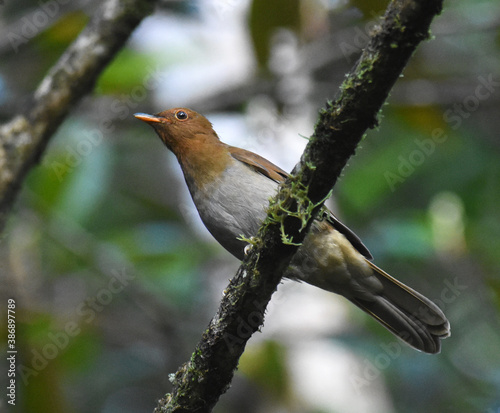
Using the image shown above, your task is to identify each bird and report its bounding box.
[134,107,450,354]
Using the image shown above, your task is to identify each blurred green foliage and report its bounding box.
[249,0,301,69]
[1,0,500,412]
[97,49,159,94]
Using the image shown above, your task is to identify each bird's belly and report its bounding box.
[285,221,377,298]
[190,168,279,259]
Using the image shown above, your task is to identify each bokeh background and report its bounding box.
[1,0,500,412]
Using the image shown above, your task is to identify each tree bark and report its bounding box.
[155,0,444,412]
[0,0,157,231]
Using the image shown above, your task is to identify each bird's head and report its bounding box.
[134,108,230,188]
[134,108,219,153]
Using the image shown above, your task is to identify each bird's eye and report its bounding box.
[175,110,188,121]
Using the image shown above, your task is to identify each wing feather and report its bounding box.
[229,145,372,258]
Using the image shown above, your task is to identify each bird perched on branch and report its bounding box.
[134,107,450,354]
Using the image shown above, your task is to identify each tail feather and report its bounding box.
[351,261,450,354]
[351,295,440,353]
[366,261,450,333]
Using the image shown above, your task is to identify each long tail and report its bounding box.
[349,261,450,354]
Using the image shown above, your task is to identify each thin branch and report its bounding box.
[155,0,444,412]
[0,0,158,232]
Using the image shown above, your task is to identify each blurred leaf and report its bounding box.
[337,105,458,218]
[25,161,72,218]
[19,312,54,344]
[368,215,433,259]
[96,49,159,94]
[106,222,194,261]
[348,0,389,18]
[56,142,112,225]
[37,11,88,46]
[394,105,449,135]
[35,11,89,74]
[104,221,213,306]
[248,0,301,68]
[15,316,65,412]
[134,246,210,307]
[22,363,70,413]
[58,329,101,373]
[239,340,290,400]
[27,118,111,223]
[336,132,413,215]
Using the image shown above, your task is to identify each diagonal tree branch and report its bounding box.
[156,0,444,412]
[0,0,158,232]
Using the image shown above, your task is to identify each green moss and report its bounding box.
[390,13,405,33]
[237,235,258,247]
[260,164,329,247]
[356,57,376,83]
[305,161,317,171]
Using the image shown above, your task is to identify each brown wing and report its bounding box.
[229,145,372,259]
[229,146,288,183]
[324,212,372,259]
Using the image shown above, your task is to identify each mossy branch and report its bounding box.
[0,0,157,233]
[155,0,444,412]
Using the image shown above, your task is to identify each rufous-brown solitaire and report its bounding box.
[134,108,450,354]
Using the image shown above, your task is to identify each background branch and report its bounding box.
[0,0,158,232]
[156,0,443,412]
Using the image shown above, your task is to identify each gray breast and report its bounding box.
[190,160,279,260]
